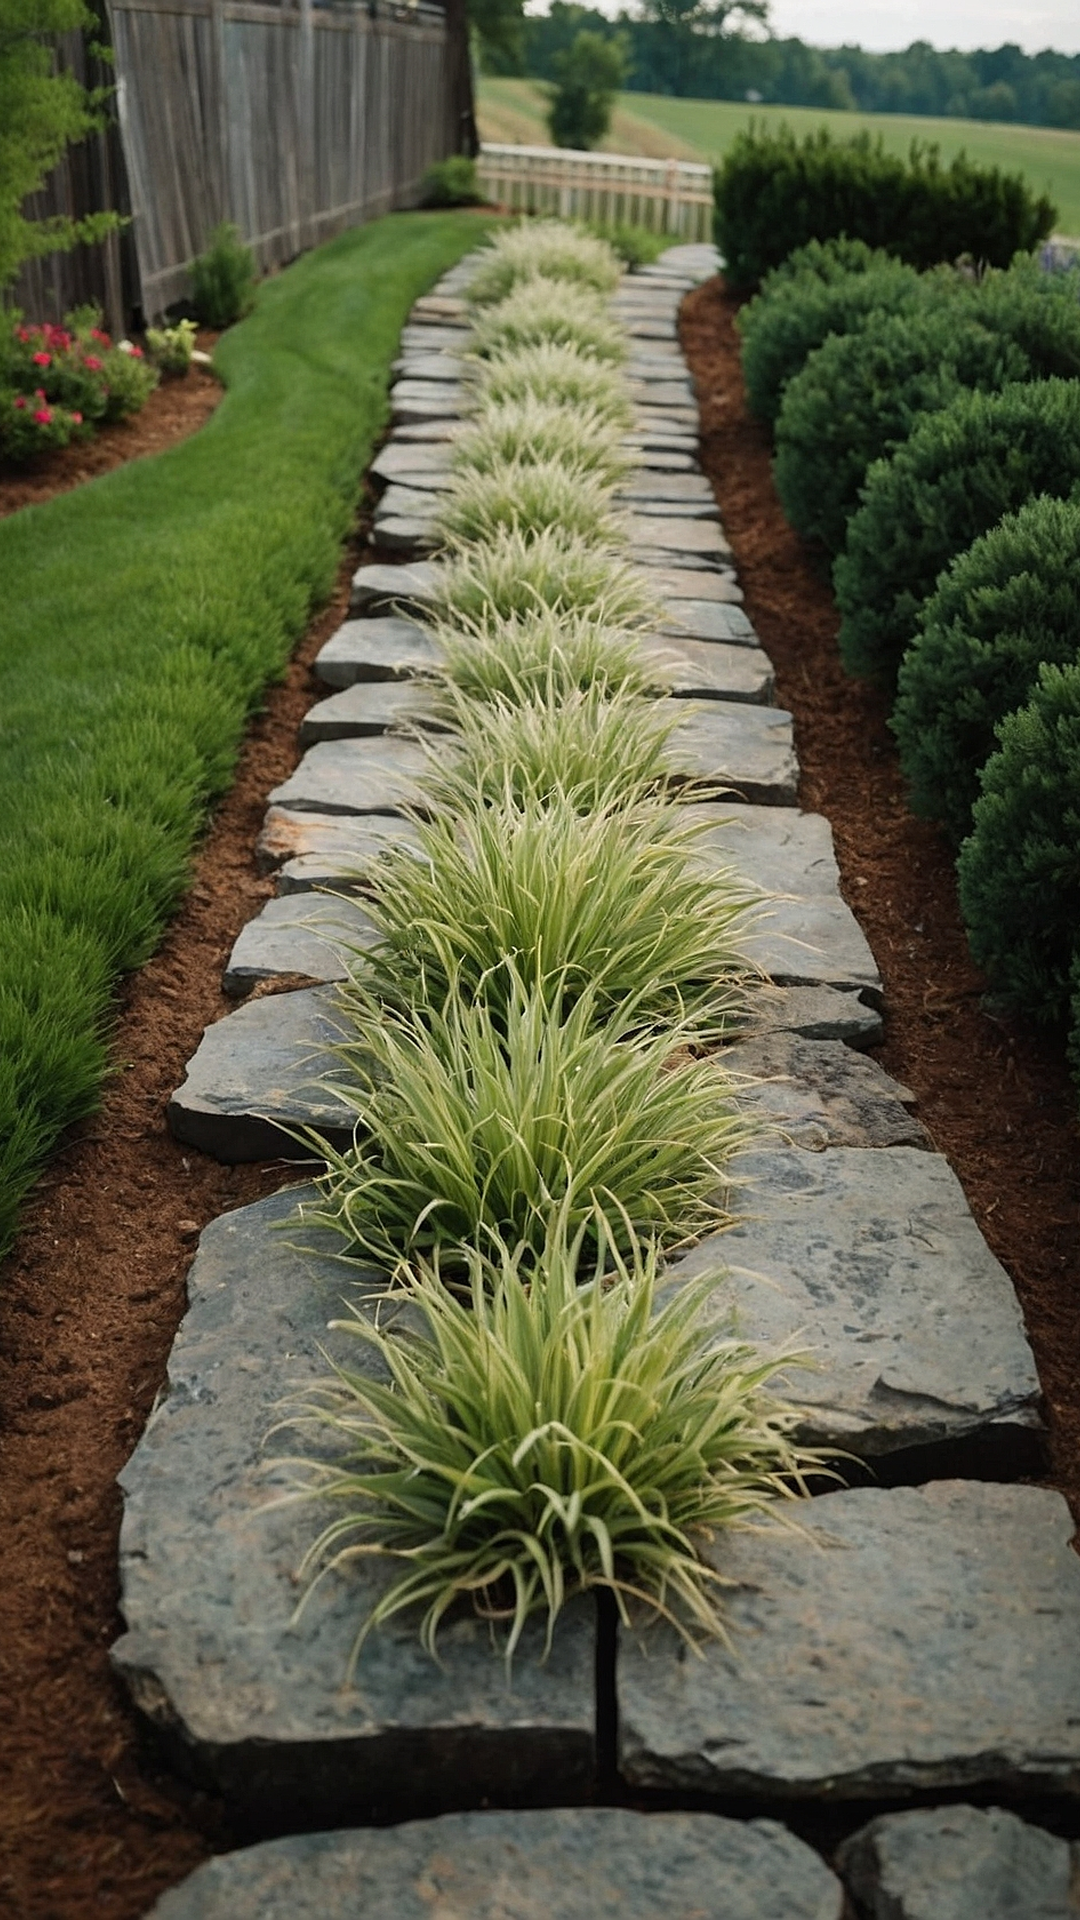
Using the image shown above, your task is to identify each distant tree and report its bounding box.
[633,0,768,99]
[468,0,527,74]
[547,29,628,149]
[0,0,121,287]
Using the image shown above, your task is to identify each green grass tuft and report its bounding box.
[437,457,623,547]
[433,526,656,628]
[425,682,680,814]
[475,343,633,423]
[466,220,623,308]
[468,278,628,365]
[452,398,632,489]
[431,606,661,705]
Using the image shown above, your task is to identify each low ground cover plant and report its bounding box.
[145,318,198,376]
[432,606,657,705]
[892,496,1080,843]
[958,661,1080,1051]
[437,457,623,547]
[715,121,1056,291]
[419,156,482,209]
[433,525,656,627]
[426,681,680,814]
[475,342,631,423]
[0,307,158,462]
[451,397,630,488]
[0,209,491,1252]
[468,277,627,366]
[466,221,623,308]
[287,1211,809,1662]
[834,377,1080,689]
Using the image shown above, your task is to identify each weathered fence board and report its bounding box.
[477,143,714,242]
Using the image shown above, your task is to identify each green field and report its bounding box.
[477,78,1080,236]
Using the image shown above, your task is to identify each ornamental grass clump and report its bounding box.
[436,458,623,548]
[426,682,680,814]
[434,526,656,628]
[475,344,632,424]
[347,788,756,1033]
[466,221,622,308]
[432,606,657,706]
[301,969,753,1270]
[451,398,631,489]
[286,1211,811,1663]
[468,278,627,366]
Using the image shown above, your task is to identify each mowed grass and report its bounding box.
[477,78,1080,236]
[0,208,491,1256]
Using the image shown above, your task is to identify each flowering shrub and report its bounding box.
[0,305,158,462]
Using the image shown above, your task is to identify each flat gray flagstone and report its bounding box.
[369,443,453,488]
[314,616,438,687]
[722,1031,927,1150]
[399,326,471,353]
[626,355,689,379]
[373,484,440,524]
[626,515,732,559]
[686,802,881,998]
[635,404,698,431]
[167,988,357,1160]
[644,636,774,703]
[652,566,744,604]
[667,703,798,806]
[298,682,446,745]
[370,516,440,558]
[223,895,380,997]
[112,1187,597,1823]
[393,353,465,381]
[623,428,699,453]
[627,380,697,408]
[388,418,461,442]
[409,293,467,321]
[659,598,759,644]
[268,738,434,817]
[619,1482,1080,1801]
[625,495,720,520]
[655,242,722,277]
[732,982,883,1049]
[664,1145,1041,1459]
[350,560,439,614]
[836,1805,1079,1920]
[619,472,716,504]
[391,390,469,426]
[147,1809,844,1920]
[256,807,422,880]
[625,317,679,339]
[631,449,698,471]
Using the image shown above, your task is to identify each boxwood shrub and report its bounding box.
[715,122,1056,291]
[893,496,1080,843]
[774,304,1029,554]
[957,660,1080,1041]
[834,378,1080,689]
[736,251,922,425]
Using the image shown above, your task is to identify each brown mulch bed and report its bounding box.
[0,278,1077,1919]
[0,334,222,520]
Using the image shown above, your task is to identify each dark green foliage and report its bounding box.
[773,300,1029,554]
[834,378,1080,689]
[957,661,1080,1040]
[736,251,923,425]
[714,123,1056,291]
[756,234,887,291]
[546,28,627,149]
[420,157,482,208]
[0,209,488,1258]
[190,222,256,329]
[893,497,1080,843]
[975,255,1080,380]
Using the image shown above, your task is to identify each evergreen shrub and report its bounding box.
[834,378,1080,689]
[893,497,1080,842]
[715,123,1056,291]
[957,661,1080,1040]
[773,303,1029,553]
[191,223,256,329]
[736,252,922,424]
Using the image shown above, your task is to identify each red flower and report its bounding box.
[34,388,46,399]
[71,411,82,425]
[33,408,52,424]
[83,355,103,372]
[32,351,50,366]
[131,345,144,359]
[12,396,25,410]
[90,328,110,346]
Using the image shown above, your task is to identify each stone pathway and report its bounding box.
[114,241,1080,1917]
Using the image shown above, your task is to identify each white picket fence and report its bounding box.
[477,143,714,242]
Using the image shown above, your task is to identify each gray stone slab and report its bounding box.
[659,598,758,644]
[167,988,356,1161]
[631,449,698,471]
[685,802,882,997]
[619,472,715,503]
[314,617,438,687]
[655,243,722,278]
[148,1809,844,1920]
[722,1031,926,1150]
[627,380,696,408]
[635,404,698,431]
[837,1806,1079,1920]
[390,418,461,442]
[391,390,469,426]
[667,703,798,806]
[653,567,744,604]
[112,1188,597,1823]
[619,1483,1080,1800]
[627,515,732,559]
[621,494,720,522]
[664,1145,1041,1459]
[732,983,883,1049]
[370,516,441,558]
[299,682,446,745]
[398,326,471,353]
[625,317,679,339]
[256,807,422,880]
[223,895,380,997]
[623,428,698,454]
[393,353,465,381]
[350,561,439,615]
[268,738,433,817]
[373,484,439,525]
[369,443,453,488]
[645,637,774,704]
[409,293,467,321]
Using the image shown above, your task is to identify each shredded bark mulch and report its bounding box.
[0,280,1077,1919]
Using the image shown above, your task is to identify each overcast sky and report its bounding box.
[537,0,1080,57]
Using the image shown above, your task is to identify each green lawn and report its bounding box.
[0,208,491,1256]
[477,78,1080,236]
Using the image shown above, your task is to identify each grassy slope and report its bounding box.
[477,78,1080,235]
[0,208,490,1255]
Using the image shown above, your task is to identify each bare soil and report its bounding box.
[0,279,1076,1919]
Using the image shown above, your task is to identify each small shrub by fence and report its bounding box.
[476,144,713,242]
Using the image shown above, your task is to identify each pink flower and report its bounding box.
[83,355,103,372]
[32,351,50,366]
[34,388,46,399]
[12,396,25,410]
[33,408,52,424]
[71,411,82,425]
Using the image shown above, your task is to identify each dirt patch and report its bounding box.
[680,276,1080,1514]
[0,334,222,521]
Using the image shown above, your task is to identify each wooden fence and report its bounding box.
[477,143,714,242]
[11,0,473,328]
